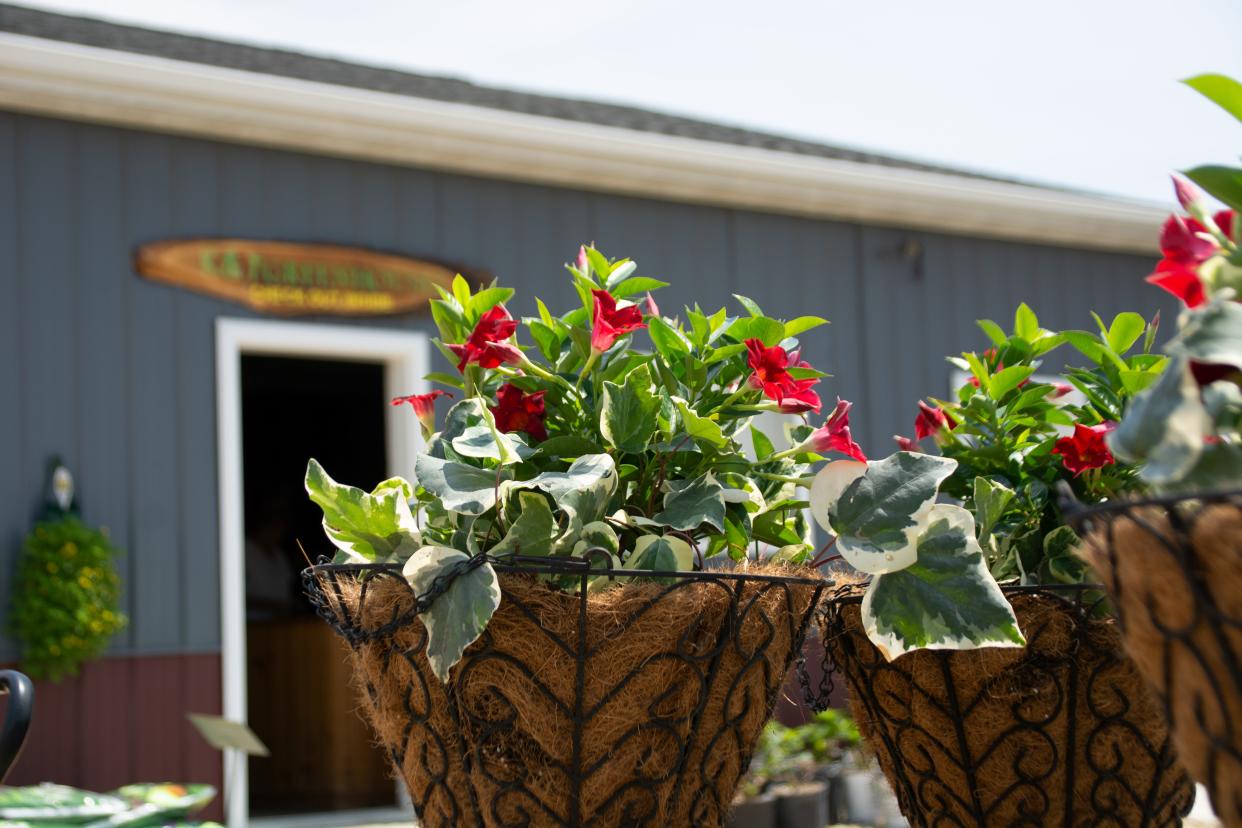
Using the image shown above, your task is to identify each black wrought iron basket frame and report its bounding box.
[815,580,1194,828]
[302,553,829,828]
[1065,488,1242,824]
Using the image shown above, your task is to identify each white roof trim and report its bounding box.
[0,31,1165,254]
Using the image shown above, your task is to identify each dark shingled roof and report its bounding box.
[0,2,1031,186]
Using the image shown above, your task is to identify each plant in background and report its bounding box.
[1110,75,1242,491]
[889,303,1165,585]
[10,515,128,681]
[306,245,1025,678]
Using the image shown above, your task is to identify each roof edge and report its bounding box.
[0,31,1165,254]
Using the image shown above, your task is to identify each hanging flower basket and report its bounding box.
[819,582,1194,827]
[305,558,825,828]
[1072,491,1242,827]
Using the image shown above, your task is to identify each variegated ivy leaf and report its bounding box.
[402,546,501,683]
[1109,354,1212,485]
[973,477,1014,543]
[488,492,556,557]
[1174,294,1242,370]
[652,474,726,532]
[510,454,618,526]
[626,535,695,577]
[572,521,620,557]
[600,363,660,453]
[446,399,525,465]
[811,453,956,575]
[861,504,1024,660]
[415,454,510,515]
[304,459,420,563]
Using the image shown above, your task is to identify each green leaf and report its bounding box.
[1185,74,1242,123]
[627,535,695,576]
[451,274,473,310]
[304,459,419,563]
[425,371,465,391]
[530,435,603,458]
[1176,297,1242,369]
[652,475,727,532]
[584,247,612,281]
[750,425,775,461]
[450,425,527,465]
[513,454,618,525]
[963,351,991,394]
[674,398,728,449]
[989,365,1035,400]
[972,477,1014,542]
[526,319,562,362]
[1107,312,1147,355]
[1109,355,1212,484]
[1185,165,1242,213]
[469,287,514,317]
[1064,331,1105,363]
[489,492,556,557]
[402,546,500,682]
[976,319,1007,347]
[600,364,660,453]
[784,316,829,337]
[573,521,620,556]
[733,294,764,317]
[740,316,786,347]
[610,276,669,298]
[414,455,508,515]
[648,316,691,359]
[822,453,957,574]
[1014,303,1039,341]
[1041,526,1085,585]
[860,504,1024,659]
[536,297,555,327]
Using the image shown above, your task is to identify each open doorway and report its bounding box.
[241,355,393,817]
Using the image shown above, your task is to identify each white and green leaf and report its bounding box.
[860,504,1024,660]
[600,363,660,453]
[304,459,419,563]
[652,474,727,532]
[402,546,501,682]
[415,454,509,515]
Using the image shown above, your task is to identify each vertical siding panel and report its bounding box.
[76,124,134,653]
[78,657,135,787]
[174,140,223,651]
[0,113,19,661]
[131,654,186,779]
[17,117,77,517]
[125,131,181,652]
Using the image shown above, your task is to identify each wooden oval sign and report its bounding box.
[135,239,459,316]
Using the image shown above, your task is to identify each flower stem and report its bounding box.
[576,351,600,392]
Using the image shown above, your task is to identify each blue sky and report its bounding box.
[20,0,1242,204]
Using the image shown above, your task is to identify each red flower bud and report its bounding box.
[914,401,955,440]
[805,399,867,463]
[894,435,920,452]
[392,390,453,435]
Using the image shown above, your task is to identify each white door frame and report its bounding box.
[215,317,429,828]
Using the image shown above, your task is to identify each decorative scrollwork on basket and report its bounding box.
[817,583,1194,828]
[304,558,825,828]
[1070,490,1242,827]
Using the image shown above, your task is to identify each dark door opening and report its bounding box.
[240,354,394,816]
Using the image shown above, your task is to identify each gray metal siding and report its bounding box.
[0,111,1166,657]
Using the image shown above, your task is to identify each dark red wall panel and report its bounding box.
[3,653,223,822]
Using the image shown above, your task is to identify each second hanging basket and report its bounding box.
[820,583,1194,827]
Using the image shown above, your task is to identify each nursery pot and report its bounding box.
[1072,491,1242,827]
[724,792,776,828]
[305,558,825,828]
[821,583,1194,827]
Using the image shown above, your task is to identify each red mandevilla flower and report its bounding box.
[914,400,955,440]
[1052,422,1116,476]
[1144,211,1236,308]
[490,383,548,442]
[590,289,646,354]
[745,339,823,414]
[447,305,522,372]
[392,390,453,434]
[1048,382,1074,399]
[806,399,867,463]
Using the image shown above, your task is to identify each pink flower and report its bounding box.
[1173,175,1203,211]
[644,291,661,318]
[392,390,453,435]
[446,305,521,372]
[1048,382,1074,399]
[590,289,646,353]
[914,401,955,440]
[1053,422,1116,476]
[490,383,547,442]
[805,399,867,463]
